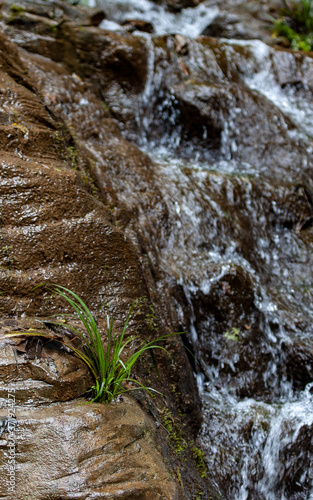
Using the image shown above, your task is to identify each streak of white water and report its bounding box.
[223,39,313,140]
[240,383,313,500]
[97,0,219,37]
[201,382,313,499]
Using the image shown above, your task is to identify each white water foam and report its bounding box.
[97,0,218,37]
[223,39,313,140]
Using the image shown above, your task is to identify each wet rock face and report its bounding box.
[201,12,264,40]
[15,1,313,403]
[5,0,313,184]
[0,29,148,321]
[176,265,268,398]
[0,153,147,319]
[122,19,155,33]
[0,12,204,500]
[0,333,92,405]
[4,16,148,129]
[200,388,313,500]
[201,0,281,42]
[0,396,181,500]
[131,36,313,184]
[279,422,313,499]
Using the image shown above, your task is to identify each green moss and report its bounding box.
[193,493,204,500]
[10,4,25,14]
[65,146,78,167]
[191,445,208,478]
[145,306,157,331]
[159,407,188,456]
[176,467,184,490]
[134,295,157,331]
[159,406,208,482]
[224,327,240,342]
[101,101,110,112]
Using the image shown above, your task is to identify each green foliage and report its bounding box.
[272,0,313,51]
[190,445,208,478]
[10,4,25,14]
[273,19,313,50]
[281,0,313,31]
[7,285,181,404]
[224,327,240,342]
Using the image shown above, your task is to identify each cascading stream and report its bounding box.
[95,1,313,497]
[97,0,219,36]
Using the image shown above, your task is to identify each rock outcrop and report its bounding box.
[0,393,181,500]
[0,10,206,500]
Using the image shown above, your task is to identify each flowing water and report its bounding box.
[95,1,313,497]
[97,0,219,36]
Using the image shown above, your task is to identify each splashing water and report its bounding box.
[97,0,219,37]
[91,2,313,496]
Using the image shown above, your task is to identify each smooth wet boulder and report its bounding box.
[0,396,182,500]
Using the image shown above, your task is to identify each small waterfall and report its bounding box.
[256,383,313,500]
[134,33,158,143]
[143,137,313,498]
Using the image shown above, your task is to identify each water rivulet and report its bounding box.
[94,2,313,498]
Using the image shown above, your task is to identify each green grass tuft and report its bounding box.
[272,0,313,51]
[7,285,181,404]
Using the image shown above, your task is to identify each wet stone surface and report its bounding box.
[0,11,206,500]
[0,396,181,500]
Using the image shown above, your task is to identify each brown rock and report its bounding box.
[0,21,205,499]
[122,19,154,33]
[0,333,93,405]
[0,396,181,499]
